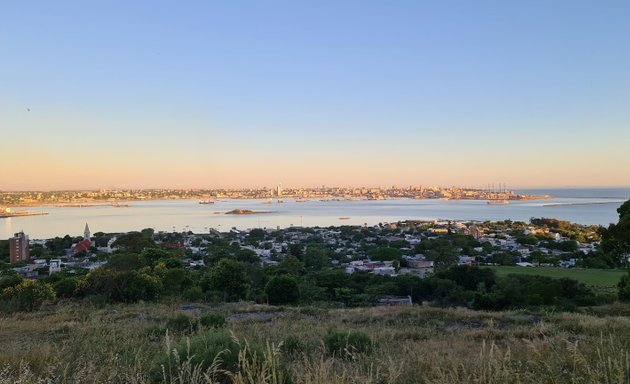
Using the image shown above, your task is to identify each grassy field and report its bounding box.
[487,266,625,289]
[3,301,630,383]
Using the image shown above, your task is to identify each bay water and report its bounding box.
[2,188,628,240]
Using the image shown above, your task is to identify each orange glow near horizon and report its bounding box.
[1,103,629,191]
[2,141,629,191]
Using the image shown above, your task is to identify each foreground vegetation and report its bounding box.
[3,301,630,383]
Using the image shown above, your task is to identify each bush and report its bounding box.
[618,271,630,302]
[0,274,22,291]
[435,265,497,291]
[471,274,599,311]
[1,280,56,312]
[82,268,162,302]
[165,314,198,335]
[199,312,226,329]
[182,286,204,301]
[54,277,80,298]
[324,329,374,358]
[162,268,189,292]
[428,278,469,306]
[265,275,300,305]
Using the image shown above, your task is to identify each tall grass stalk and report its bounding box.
[224,336,285,384]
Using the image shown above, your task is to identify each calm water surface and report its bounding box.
[2,188,629,239]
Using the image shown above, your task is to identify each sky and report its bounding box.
[1,1,629,190]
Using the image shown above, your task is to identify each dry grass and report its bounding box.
[2,302,630,383]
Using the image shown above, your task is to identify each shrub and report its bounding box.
[618,271,630,302]
[182,286,204,301]
[82,268,162,302]
[0,274,22,290]
[324,329,374,358]
[429,278,469,306]
[471,274,599,311]
[1,280,56,312]
[54,277,80,298]
[199,312,226,329]
[165,314,198,335]
[265,275,300,305]
[162,268,189,292]
[435,265,497,291]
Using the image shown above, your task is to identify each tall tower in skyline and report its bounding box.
[84,223,91,240]
[277,183,283,202]
[9,231,30,264]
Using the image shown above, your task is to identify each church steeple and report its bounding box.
[84,223,91,240]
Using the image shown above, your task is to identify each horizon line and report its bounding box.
[2,185,630,193]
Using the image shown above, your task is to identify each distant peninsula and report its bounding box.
[225,209,273,215]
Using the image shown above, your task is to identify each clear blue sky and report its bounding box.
[1,1,629,190]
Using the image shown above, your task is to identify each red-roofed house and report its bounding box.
[74,239,93,254]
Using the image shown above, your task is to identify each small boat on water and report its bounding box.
[199,200,214,205]
[487,200,510,205]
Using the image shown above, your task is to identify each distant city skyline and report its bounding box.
[2,1,629,190]
[1,184,629,193]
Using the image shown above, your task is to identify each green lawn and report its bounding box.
[486,266,625,288]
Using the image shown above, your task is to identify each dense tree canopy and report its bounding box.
[203,259,250,301]
[600,199,630,264]
[112,232,156,253]
[370,247,403,261]
[82,268,162,302]
[265,275,300,305]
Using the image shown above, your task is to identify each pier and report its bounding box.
[0,210,49,219]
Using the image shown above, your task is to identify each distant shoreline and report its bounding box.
[543,201,625,207]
